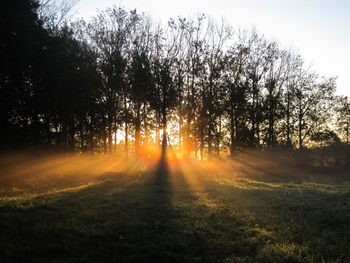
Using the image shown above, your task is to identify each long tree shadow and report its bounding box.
[73,147,200,262]
[127,147,195,262]
[0,148,207,263]
[4,149,330,262]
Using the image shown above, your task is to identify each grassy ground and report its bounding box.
[0,153,350,262]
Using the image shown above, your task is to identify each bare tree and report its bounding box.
[38,0,78,31]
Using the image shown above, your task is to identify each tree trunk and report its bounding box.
[114,116,118,152]
[143,104,149,145]
[298,105,303,149]
[135,102,141,154]
[125,121,128,158]
[156,111,160,146]
[178,105,183,153]
[108,114,113,154]
[286,88,291,148]
[87,116,94,155]
[161,106,167,156]
[102,117,107,154]
[200,126,204,160]
[207,79,213,157]
[230,107,235,157]
[216,116,222,156]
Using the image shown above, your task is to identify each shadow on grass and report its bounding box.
[121,149,183,262]
[2,151,349,263]
[199,175,350,262]
[0,150,199,262]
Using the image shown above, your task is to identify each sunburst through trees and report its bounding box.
[1,1,349,163]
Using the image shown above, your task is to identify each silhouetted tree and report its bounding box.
[0,2,343,162]
[335,96,350,144]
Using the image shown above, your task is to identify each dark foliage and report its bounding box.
[1,1,349,166]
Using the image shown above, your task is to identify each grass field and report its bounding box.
[0,151,349,262]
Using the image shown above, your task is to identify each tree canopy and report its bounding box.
[1,1,348,165]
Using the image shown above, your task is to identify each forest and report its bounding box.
[2,0,350,166]
[1,1,350,262]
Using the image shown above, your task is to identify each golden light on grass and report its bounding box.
[0,152,148,196]
[1,145,350,263]
[1,145,345,205]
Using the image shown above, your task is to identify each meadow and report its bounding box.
[0,151,349,262]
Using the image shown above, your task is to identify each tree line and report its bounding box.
[1,0,349,164]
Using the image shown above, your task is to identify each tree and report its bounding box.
[293,72,336,149]
[223,32,250,155]
[335,96,350,144]
[129,51,153,153]
[1,2,343,158]
[0,0,46,150]
[201,18,232,158]
[38,0,78,31]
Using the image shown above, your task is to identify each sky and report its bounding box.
[74,0,350,97]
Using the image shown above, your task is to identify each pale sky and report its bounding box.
[74,0,350,97]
